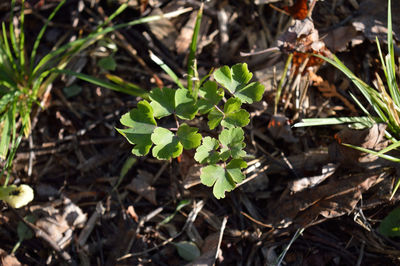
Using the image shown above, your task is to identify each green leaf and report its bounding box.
[177,123,202,150]
[151,127,183,159]
[175,241,201,261]
[198,81,224,114]
[17,215,35,241]
[207,107,224,130]
[214,63,264,103]
[175,88,198,120]
[150,87,176,118]
[116,100,157,156]
[63,85,82,98]
[200,165,235,199]
[379,207,400,237]
[221,98,250,128]
[98,55,117,71]
[219,128,246,160]
[226,159,247,183]
[194,136,219,164]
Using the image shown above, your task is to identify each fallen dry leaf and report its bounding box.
[352,0,400,42]
[329,123,388,167]
[0,248,21,266]
[309,71,357,114]
[322,25,361,52]
[176,11,197,54]
[126,170,157,205]
[268,169,388,228]
[30,197,87,248]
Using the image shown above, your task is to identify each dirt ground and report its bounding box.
[1,0,400,265]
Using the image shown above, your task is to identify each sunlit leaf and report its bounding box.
[177,123,202,150]
[116,100,157,156]
[151,127,183,160]
[194,136,219,164]
[214,63,264,103]
[198,81,224,114]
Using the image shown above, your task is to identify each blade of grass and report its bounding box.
[1,23,17,72]
[342,143,400,162]
[18,0,25,71]
[149,51,184,90]
[55,69,148,97]
[390,178,400,200]
[105,73,149,99]
[0,107,12,159]
[274,53,292,114]
[386,0,400,105]
[377,140,400,155]
[187,3,203,96]
[29,0,66,73]
[9,0,19,60]
[294,116,374,127]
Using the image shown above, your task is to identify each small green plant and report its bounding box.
[117,5,265,199]
[117,63,265,199]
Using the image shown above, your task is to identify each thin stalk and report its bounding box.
[274,53,292,114]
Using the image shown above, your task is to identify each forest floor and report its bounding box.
[1,0,400,265]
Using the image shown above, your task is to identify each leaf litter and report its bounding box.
[1,0,400,265]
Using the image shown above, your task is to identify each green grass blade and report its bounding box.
[294,116,374,127]
[9,0,19,59]
[275,53,292,114]
[29,0,66,73]
[376,37,388,79]
[187,4,203,96]
[149,51,184,90]
[377,140,400,155]
[97,2,129,29]
[342,143,400,162]
[105,73,149,99]
[390,178,400,200]
[1,23,16,72]
[0,105,13,159]
[18,0,25,71]
[55,69,148,98]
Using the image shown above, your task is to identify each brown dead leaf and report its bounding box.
[176,11,197,54]
[147,8,179,50]
[352,0,400,42]
[126,170,157,205]
[323,26,361,52]
[309,71,357,114]
[185,233,219,266]
[0,248,21,266]
[268,169,388,228]
[329,123,388,167]
[30,197,87,248]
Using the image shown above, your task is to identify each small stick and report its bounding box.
[215,216,228,262]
